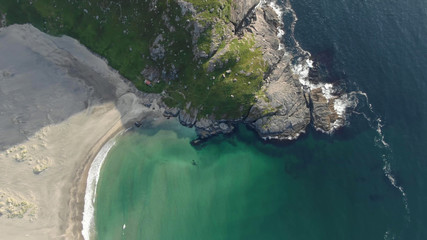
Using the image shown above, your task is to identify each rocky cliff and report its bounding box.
[0,0,347,141]
[174,0,346,140]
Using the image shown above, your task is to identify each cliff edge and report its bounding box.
[177,0,347,140]
[0,0,349,141]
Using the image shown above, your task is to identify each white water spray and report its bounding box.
[266,0,411,222]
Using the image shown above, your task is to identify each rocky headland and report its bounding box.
[0,24,164,239]
[0,0,350,143]
[163,0,349,140]
[0,1,354,238]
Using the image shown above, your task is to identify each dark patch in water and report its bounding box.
[355,176,367,183]
[369,194,384,202]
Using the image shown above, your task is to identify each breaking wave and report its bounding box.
[264,0,357,132]
[82,138,117,240]
[266,0,411,224]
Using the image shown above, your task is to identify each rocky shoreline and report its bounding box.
[158,0,349,141]
[1,0,351,142]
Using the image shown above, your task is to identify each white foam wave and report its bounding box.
[277,30,285,50]
[292,58,357,131]
[266,1,285,50]
[279,0,354,131]
[292,59,311,83]
[383,230,396,240]
[279,0,357,131]
[333,96,348,116]
[262,129,304,141]
[376,118,390,148]
[269,0,411,227]
[382,154,411,220]
[357,92,391,149]
[293,60,336,100]
[331,96,349,129]
[283,0,311,58]
[81,138,117,240]
[269,1,283,18]
[380,142,411,220]
[354,92,411,221]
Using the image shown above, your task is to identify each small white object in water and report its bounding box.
[123,224,126,230]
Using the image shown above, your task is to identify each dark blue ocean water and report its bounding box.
[290,0,427,238]
[94,1,427,239]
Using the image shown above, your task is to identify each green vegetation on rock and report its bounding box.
[0,0,265,119]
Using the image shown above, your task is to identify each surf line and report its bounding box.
[81,128,130,240]
[81,138,116,240]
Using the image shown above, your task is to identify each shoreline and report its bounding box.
[79,117,171,240]
[64,111,167,240]
[65,120,125,240]
[0,24,164,239]
[81,135,118,240]
[0,2,358,237]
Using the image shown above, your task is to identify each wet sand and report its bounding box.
[0,24,164,239]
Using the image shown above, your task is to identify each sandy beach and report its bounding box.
[0,24,164,239]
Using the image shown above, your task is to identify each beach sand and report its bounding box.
[0,24,164,239]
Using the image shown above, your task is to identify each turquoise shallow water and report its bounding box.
[95,0,427,239]
[95,119,407,240]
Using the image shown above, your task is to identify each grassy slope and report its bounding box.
[0,0,265,119]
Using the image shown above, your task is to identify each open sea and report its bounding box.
[91,0,427,239]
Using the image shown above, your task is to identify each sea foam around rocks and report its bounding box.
[269,0,358,133]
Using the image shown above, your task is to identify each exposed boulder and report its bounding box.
[310,88,340,133]
[230,0,260,26]
[150,34,165,61]
[177,0,197,16]
[263,5,281,28]
[242,5,310,140]
[163,107,180,117]
[195,118,234,139]
[0,12,6,27]
[246,59,311,140]
[248,5,284,67]
[141,66,161,82]
[178,108,198,127]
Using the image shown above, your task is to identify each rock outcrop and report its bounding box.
[0,12,6,28]
[163,106,235,138]
[170,0,345,140]
[236,1,344,140]
[150,34,165,61]
[247,2,346,139]
[310,88,339,132]
[232,3,308,140]
[245,60,311,140]
[230,0,260,26]
[0,0,348,142]
[195,118,234,138]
